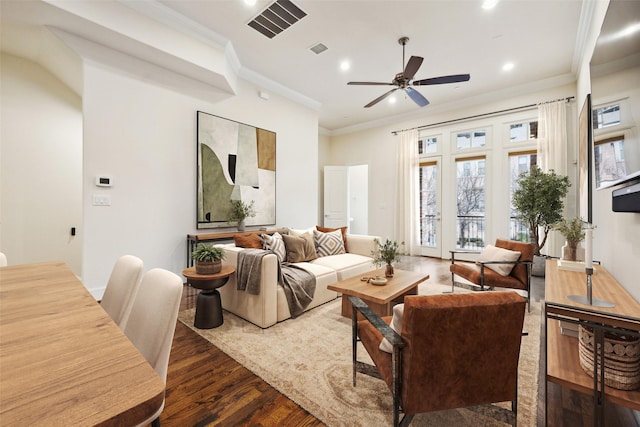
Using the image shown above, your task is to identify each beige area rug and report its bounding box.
[179,283,541,426]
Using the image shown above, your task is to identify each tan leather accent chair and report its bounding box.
[450,238,534,311]
[350,292,527,426]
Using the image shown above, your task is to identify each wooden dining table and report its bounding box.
[0,261,165,426]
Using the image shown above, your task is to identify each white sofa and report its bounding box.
[217,233,379,328]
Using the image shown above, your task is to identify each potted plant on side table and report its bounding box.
[371,238,404,278]
[192,243,225,274]
[512,166,570,276]
[229,200,256,231]
[555,217,586,262]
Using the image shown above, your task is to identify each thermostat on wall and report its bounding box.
[95,176,113,187]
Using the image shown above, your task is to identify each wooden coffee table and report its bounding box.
[327,268,429,318]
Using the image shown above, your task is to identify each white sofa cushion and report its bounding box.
[276,262,338,321]
[311,253,374,281]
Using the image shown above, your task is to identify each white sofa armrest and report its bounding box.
[216,245,280,328]
[345,234,380,257]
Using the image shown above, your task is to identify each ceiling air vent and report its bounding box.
[248,0,307,39]
[309,43,328,55]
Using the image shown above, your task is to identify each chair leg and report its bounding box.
[399,413,415,427]
[352,303,358,387]
[152,417,160,427]
[445,272,455,293]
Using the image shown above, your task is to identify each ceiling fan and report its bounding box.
[348,36,471,108]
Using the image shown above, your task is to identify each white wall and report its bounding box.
[590,66,640,302]
[81,61,318,296]
[573,0,639,302]
[0,53,83,274]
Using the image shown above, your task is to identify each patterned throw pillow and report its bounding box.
[316,225,348,252]
[313,229,346,257]
[261,232,286,262]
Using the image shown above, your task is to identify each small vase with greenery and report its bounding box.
[229,200,256,231]
[371,238,404,278]
[554,217,585,261]
[192,243,225,274]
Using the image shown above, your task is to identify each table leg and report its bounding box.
[195,289,224,329]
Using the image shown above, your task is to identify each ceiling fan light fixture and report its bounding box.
[348,36,470,108]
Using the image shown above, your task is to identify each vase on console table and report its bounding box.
[561,241,585,262]
[237,219,246,231]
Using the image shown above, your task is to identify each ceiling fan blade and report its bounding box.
[348,82,395,86]
[405,87,429,107]
[413,74,471,86]
[403,56,424,80]
[364,88,399,108]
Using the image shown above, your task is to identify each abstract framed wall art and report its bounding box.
[578,94,592,223]
[196,111,276,229]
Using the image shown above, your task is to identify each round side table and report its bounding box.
[182,265,235,329]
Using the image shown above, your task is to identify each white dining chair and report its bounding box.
[124,268,183,427]
[100,255,144,329]
[0,252,7,267]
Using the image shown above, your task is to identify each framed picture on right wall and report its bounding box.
[579,94,592,223]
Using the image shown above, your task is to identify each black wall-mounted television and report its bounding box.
[612,180,640,213]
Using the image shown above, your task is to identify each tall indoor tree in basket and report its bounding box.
[512,166,570,257]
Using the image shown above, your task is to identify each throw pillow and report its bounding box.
[379,303,404,353]
[234,233,262,249]
[313,229,346,257]
[261,232,286,262]
[477,244,521,276]
[316,225,348,252]
[282,233,318,263]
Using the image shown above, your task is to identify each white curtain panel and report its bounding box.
[537,100,568,175]
[537,100,569,258]
[394,129,419,255]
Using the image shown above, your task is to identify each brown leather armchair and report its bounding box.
[350,292,526,427]
[450,238,534,311]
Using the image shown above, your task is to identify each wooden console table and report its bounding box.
[544,259,640,426]
[186,228,288,266]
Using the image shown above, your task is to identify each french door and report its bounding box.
[417,156,442,257]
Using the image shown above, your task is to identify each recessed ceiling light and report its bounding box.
[482,0,499,10]
[340,60,350,71]
[502,62,515,72]
[244,0,257,6]
[388,96,396,105]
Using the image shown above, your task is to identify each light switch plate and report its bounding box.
[92,194,111,206]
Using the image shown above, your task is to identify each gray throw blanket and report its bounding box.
[237,249,269,295]
[236,249,316,318]
[279,262,316,318]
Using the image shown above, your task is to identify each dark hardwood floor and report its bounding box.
[156,256,638,427]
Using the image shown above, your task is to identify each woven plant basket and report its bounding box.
[578,325,640,391]
[195,260,222,275]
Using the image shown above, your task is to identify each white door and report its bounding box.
[323,166,349,229]
[418,157,443,257]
